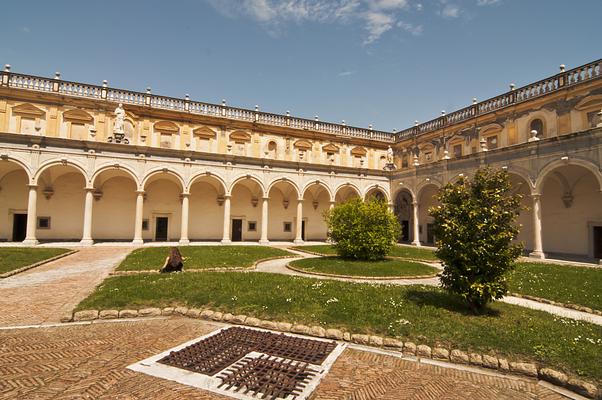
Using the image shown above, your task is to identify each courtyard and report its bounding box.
[0,244,600,399]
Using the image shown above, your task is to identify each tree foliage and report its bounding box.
[429,167,523,312]
[326,197,400,261]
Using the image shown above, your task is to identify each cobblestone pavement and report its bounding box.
[0,247,132,327]
[0,318,568,399]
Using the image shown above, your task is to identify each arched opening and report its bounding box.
[302,182,331,241]
[188,174,226,241]
[230,177,263,242]
[0,160,30,241]
[538,164,602,260]
[35,164,87,241]
[417,183,440,245]
[268,180,300,241]
[142,171,184,242]
[91,168,138,241]
[365,186,387,202]
[335,184,360,204]
[529,118,545,138]
[393,189,414,243]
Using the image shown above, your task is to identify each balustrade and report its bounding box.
[2,59,601,144]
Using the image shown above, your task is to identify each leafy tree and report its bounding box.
[325,197,400,260]
[430,167,523,313]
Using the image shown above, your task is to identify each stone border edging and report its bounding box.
[109,255,295,276]
[285,261,439,280]
[290,247,439,265]
[0,249,78,279]
[61,307,600,399]
[510,293,602,317]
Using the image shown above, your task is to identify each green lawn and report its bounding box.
[509,262,602,311]
[77,272,602,384]
[289,257,438,277]
[293,244,438,261]
[117,246,293,271]
[0,247,72,275]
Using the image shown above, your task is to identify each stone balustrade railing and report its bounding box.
[1,58,600,144]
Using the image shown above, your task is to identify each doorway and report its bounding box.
[400,220,409,242]
[12,214,27,242]
[232,219,243,242]
[301,220,306,241]
[594,226,602,259]
[426,223,435,245]
[155,217,168,241]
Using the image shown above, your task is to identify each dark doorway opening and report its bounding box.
[232,219,243,242]
[594,226,602,259]
[400,220,409,242]
[426,223,435,245]
[301,221,306,241]
[12,214,27,242]
[155,217,168,241]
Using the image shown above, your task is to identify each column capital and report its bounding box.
[297,197,304,202]
[262,196,270,201]
[84,187,95,192]
[224,194,232,199]
[136,189,146,195]
[530,193,541,199]
[180,192,190,198]
[27,184,38,189]
[411,201,419,206]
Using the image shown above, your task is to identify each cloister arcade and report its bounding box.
[0,155,391,246]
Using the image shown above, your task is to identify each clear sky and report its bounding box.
[1,0,600,132]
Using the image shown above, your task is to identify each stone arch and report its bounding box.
[0,155,32,182]
[503,166,535,193]
[267,178,301,200]
[34,159,88,185]
[187,171,227,194]
[301,180,333,202]
[416,179,442,200]
[393,188,415,242]
[228,174,265,197]
[91,163,140,188]
[141,168,185,192]
[364,184,390,202]
[535,158,602,194]
[334,182,361,203]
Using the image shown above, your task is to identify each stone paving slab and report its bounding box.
[0,318,569,399]
[0,247,132,327]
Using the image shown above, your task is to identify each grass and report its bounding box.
[293,244,438,261]
[509,262,602,311]
[77,272,602,383]
[117,246,293,271]
[289,257,438,277]
[0,247,72,275]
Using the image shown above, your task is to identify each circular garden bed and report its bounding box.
[288,256,439,279]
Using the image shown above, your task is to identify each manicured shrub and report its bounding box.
[430,167,523,313]
[325,197,400,260]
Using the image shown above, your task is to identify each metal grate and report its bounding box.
[217,354,317,400]
[158,327,336,376]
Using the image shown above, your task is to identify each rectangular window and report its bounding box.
[453,144,462,158]
[142,219,149,231]
[248,221,257,232]
[424,151,433,161]
[37,217,51,229]
[283,222,292,232]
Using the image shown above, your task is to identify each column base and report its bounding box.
[178,239,190,245]
[529,251,545,259]
[411,241,422,247]
[132,239,144,245]
[79,239,94,246]
[221,239,232,244]
[293,239,304,245]
[259,240,270,245]
[22,238,38,246]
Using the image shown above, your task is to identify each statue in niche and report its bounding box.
[113,103,125,134]
[386,146,394,163]
[160,247,184,273]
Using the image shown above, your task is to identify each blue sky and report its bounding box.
[1,0,600,131]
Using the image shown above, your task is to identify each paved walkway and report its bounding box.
[0,247,132,327]
[0,318,571,400]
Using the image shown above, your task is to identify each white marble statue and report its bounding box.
[386,146,394,163]
[113,103,125,134]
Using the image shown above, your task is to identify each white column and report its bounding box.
[179,193,190,245]
[259,196,269,245]
[132,190,144,245]
[529,194,545,259]
[294,198,304,244]
[221,195,232,244]
[23,184,38,245]
[80,188,94,246]
[411,201,421,246]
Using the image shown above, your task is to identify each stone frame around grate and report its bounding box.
[127,325,347,400]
